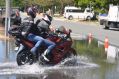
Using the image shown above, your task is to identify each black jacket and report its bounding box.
[21,18,51,38]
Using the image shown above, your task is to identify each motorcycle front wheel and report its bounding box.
[62,48,77,66]
[16,49,34,66]
[65,48,77,58]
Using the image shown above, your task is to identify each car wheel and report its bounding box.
[104,25,109,29]
[2,18,5,25]
[104,23,109,29]
[86,16,91,20]
[68,16,73,20]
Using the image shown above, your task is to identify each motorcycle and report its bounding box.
[8,24,77,66]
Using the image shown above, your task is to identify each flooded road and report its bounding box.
[0,36,119,79]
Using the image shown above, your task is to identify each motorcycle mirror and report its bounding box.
[69,29,72,33]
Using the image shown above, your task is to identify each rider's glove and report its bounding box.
[21,32,27,36]
[58,34,67,39]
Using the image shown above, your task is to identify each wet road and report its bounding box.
[0,39,98,79]
[0,37,119,79]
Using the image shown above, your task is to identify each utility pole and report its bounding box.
[90,1,92,13]
[5,0,11,37]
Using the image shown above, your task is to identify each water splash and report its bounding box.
[0,62,45,75]
[54,56,99,69]
[0,56,99,75]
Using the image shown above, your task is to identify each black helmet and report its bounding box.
[27,7,36,18]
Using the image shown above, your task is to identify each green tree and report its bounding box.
[74,0,108,13]
[33,0,74,14]
[12,0,24,7]
[74,0,119,13]
[0,0,5,7]
[93,0,109,13]
[56,0,74,14]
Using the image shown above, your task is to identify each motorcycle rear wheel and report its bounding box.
[17,49,34,66]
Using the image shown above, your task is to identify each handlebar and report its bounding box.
[8,30,21,36]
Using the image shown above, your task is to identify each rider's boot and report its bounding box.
[30,47,37,62]
[42,49,50,62]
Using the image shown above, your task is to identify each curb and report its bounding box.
[53,17,99,26]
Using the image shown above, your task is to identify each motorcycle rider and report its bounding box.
[22,6,55,62]
[10,9,21,25]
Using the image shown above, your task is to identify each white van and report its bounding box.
[63,6,94,20]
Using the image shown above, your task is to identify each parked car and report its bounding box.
[98,13,108,25]
[63,6,94,20]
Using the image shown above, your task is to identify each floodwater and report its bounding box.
[0,34,119,79]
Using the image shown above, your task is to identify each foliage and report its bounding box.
[2,0,119,14]
[73,39,106,58]
[7,0,73,14]
[12,0,24,7]
[0,0,5,7]
[55,0,74,14]
[74,0,119,13]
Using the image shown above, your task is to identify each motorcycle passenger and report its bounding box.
[23,6,55,62]
[35,13,52,38]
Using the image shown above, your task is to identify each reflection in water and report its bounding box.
[4,39,9,62]
[0,39,16,63]
[0,75,16,79]
[16,70,75,79]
